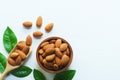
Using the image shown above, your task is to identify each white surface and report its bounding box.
[0,0,120,80]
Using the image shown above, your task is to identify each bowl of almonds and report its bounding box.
[36,37,73,74]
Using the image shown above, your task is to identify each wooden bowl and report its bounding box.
[36,37,73,74]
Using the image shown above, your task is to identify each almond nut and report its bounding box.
[26,35,32,46]
[55,48,62,58]
[36,16,42,27]
[17,42,26,50]
[23,21,32,28]
[45,54,55,62]
[55,57,61,66]
[60,43,68,51]
[45,48,55,55]
[53,64,59,70]
[15,56,21,65]
[39,56,43,64]
[45,23,54,32]
[55,39,62,48]
[22,46,29,55]
[43,59,54,70]
[8,57,16,66]
[40,42,49,48]
[38,49,44,55]
[50,40,56,44]
[61,55,69,66]
[43,44,54,50]
[33,31,43,38]
[10,52,19,58]
[16,50,26,60]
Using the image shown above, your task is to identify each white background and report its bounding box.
[0,0,120,80]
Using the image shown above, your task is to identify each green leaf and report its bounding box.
[0,53,6,73]
[54,70,76,80]
[11,66,32,77]
[33,69,46,80]
[3,27,17,53]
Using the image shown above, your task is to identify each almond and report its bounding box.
[17,42,26,50]
[45,54,55,62]
[26,35,32,46]
[15,56,21,65]
[43,59,54,70]
[8,57,16,66]
[55,39,62,48]
[60,43,68,51]
[61,55,69,66]
[53,64,59,70]
[23,21,32,28]
[43,44,54,50]
[36,16,42,27]
[22,46,29,55]
[16,50,26,60]
[10,52,19,58]
[40,42,49,48]
[55,57,61,66]
[55,48,62,58]
[45,23,54,32]
[39,56,43,64]
[45,48,55,55]
[50,40,56,44]
[63,48,70,56]
[38,49,44,55]
[33,31,43,38]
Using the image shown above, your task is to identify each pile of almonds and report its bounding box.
[8,35,32,66]
[38,38,70,70]
[23,16,54,38]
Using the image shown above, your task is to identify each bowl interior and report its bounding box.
[36,37,73,74]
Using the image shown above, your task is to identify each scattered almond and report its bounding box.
[45,23,54,32]
[26,35,32,46]
[33,31,43,38]
[36,16,42,27]
[23,21,32,28]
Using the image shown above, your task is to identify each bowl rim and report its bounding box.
[36,36,73,74]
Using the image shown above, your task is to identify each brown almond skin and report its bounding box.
[8,57,16,66]
[22,46,29,55]
[16,50,26,60]
[53,64,59,70]
[43,44,54,50]
[10,52,19,58]
[45,48,55,55]
[33,31,43,38]
[63,48,70,56]
[55,57,61,66]
[55,48,62,58]
[45,54,55,62]
[49,40,56,44]
[15,56,22,65]
[60,43,68,51]
[38,49,44,55]
[45,23,54,32]
[40,42,49,48]
[17,42,26,50]
[39,56,43,64]
[55,39,62,48]
[36,16,42,27]
[61,55,69,66]
[26,35,32,46]
[43,59,54,70]
[23,21,32,28]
